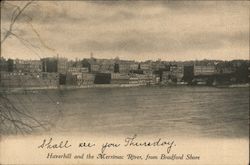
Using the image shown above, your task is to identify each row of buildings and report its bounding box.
[0,56,249,88]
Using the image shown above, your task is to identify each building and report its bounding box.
[7,59,14,72]
[215,62,235,74]
[57,58,68,74]
[40,72,59,87]
[162,71,171,83]
[140,63,151,70]
[88,60,101,73]
[29,60,42,72]
[68,72,95,86]
[41,58,58,73]
[114,63,119,73]
[95,59,115,73]
[129,63,139,70]
[170,65,184,82]
[194,65,216,76]
[152,61,166,70]
[68,67,89,74]
[81,73,95,85]
[99,62,114,73]
[0,71,25,87]
[111,73,129,84]
[183,65,194,83]
[0,71,58,87]
[139,62,153,75]
[129,73,156,85]
[94,73,111,84]
[129,76,139,84]
[67,66,92,85]
[14,59,26,72]
[0,58,8,72]
[14,59,42,73]
[119,62,131,73]
[66,73,77,85]
[137,74,156,85]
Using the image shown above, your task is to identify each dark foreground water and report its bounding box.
[3,86,249,138]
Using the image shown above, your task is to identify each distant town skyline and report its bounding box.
[1,1,249,61]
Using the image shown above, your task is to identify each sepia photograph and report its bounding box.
[0,1,249,165]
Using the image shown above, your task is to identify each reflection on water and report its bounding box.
[5,86,249,138]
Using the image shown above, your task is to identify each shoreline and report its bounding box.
[0,83,249,94]
[0,84,144,93]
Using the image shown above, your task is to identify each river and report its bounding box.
[2,86,249,138]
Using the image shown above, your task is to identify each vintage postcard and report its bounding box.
[0,1,249,165]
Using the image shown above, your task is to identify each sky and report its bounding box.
[1,1,249,61]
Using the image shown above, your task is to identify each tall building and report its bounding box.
[57,57,68,74]
[7,59,14,72]
[114,63,119,73]
[183,65,194,83]
[41,57,58,73]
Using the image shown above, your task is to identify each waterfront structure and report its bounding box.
[129,76,139,84]
[41,72,59,87]
[170,65,184,82]
[162,71,171,83]
[183,65,194,83]
[111,73,130,84]
[81,73,95,85]
[0,71,59,87]
[194,65,216,76]
[215,62,235,74]
[131,73,156,85]
[72,73,95,86]
[0,57,248,88]
[65,73,76,85]
[94,73,111,84]
[66,66,93,85]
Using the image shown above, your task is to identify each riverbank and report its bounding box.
[0,84,143,93]
[0,83,249,93]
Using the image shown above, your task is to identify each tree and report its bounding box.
[1,1,33,46]
[0,1,59,134]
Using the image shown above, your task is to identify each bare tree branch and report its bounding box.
[1,1,33,44]
[0,1,61,135]
[28,22,57,52]
[0,94,51,134]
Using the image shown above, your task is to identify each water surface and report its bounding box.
[4,86,249,138]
